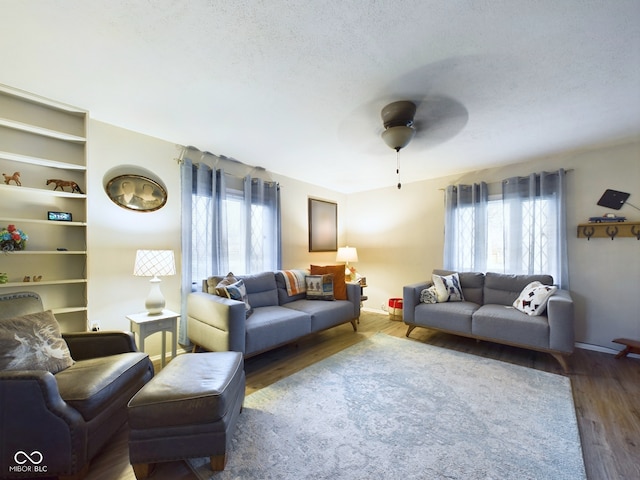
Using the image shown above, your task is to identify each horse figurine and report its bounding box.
[46,179,84,194]
[2,172,21,186]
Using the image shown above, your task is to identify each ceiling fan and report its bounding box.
[379,97,468,189]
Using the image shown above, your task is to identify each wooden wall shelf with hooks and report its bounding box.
[577,222,640,240]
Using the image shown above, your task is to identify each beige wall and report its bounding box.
[346,138,640,350]
[87,120,182,357]
[87,117,639,355]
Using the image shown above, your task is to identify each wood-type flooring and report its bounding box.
[82,311,639,480]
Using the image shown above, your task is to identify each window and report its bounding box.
[444,170,568,288]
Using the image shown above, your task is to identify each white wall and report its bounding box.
[346,137,640,351]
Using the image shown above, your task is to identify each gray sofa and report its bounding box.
[403,270,575,371]
[187,271,360,357]
[0,291,154,479]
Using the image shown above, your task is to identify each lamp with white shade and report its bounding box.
[133,249,176,315]
[336,246,358,281]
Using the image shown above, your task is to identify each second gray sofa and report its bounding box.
[187,271,360,357]
[403,270,575,371]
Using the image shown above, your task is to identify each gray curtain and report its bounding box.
[502,169,568,288]
[443,182,488,272]
[179,151,281,344]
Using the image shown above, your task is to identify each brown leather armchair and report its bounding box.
[0,292,154,479]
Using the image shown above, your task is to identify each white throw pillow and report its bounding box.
[513,281,558,316]
[420,286,438,304]
[432,273,465,303]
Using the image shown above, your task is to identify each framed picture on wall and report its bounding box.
[106,174,167,212]
[308,198,337,252]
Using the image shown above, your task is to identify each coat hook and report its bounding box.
[631,225,640,240]
[605,225,619,240]
[582,226,594,240]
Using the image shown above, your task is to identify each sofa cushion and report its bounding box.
[310,265,346,300]
[513,281,557,316]
[483,272,553,306]
[244,306,311,354]
[284,299,354,332]
[472,304,549,349]
[433,270,484,305]
[432,272,464,302]
[0,310,74,374]
[413,301,478,333]
[56,351,151,421]
[240,272,279,308]
[305,274,334,300]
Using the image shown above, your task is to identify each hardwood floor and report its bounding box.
[85,311,639,480]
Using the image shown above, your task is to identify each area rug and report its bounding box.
[188,334,585,479]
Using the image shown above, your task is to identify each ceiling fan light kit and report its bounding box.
[381,100,417,189]
[381,125,415,151]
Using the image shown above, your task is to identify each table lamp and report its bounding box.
[133,249,176,314]
[336,246,358,281]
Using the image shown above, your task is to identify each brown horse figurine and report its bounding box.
[46,179,84,194]
[2,172,21,186]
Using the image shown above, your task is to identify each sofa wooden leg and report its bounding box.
[550,353,569,373]
[406,325,416,337]
[350,319,358,331]
[132,463,156,479]
[210,453,227,471]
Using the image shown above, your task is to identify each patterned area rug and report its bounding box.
[188,334,585,479]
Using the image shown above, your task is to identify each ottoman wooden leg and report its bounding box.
[132,463,155,479]
[210,454,227,471]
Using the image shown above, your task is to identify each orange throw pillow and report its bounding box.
[310,265,347,300]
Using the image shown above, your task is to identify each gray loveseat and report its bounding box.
[187,271,360,357]
[403,270,575,371]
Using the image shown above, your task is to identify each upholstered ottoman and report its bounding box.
[127,351,245,478]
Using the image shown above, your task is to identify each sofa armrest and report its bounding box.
[546,289,575,353]
[402,281,430,324]
[187,292,247,353]
[63,331,138,360]
[346,283,362,318]
[0,370,87,473]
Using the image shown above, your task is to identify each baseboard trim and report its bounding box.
[575,341,639,359]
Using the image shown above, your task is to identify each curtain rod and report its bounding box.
[438,168,574,190]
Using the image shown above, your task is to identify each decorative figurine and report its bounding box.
[2,172,21,186]
[46,179,84,194]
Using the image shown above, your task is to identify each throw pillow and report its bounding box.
[0,310,74,374]
[420,286,438,304]
[310,265,346,300]
[213,272,238,296]
[223,279,253,317]
[305,274,335,301]
[432,272,465,303]
[513,281,558,316]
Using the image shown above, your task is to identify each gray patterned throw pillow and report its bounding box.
[0,310,74,374]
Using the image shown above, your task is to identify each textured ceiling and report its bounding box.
[2,1,639,193]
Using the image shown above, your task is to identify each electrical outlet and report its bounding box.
[90,321,101,332]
